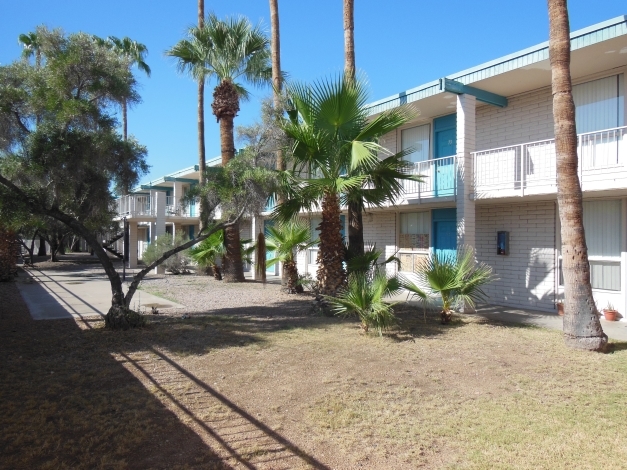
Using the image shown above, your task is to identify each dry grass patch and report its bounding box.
[2,272,627,469]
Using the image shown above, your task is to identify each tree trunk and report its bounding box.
[269,0,284,174]
[37,235,47,256]
[285,259,302,294]
[317,191,346,296]
[198,79,207,229]
[49,237,59,262]
[219,114,236,166]
[347,200,364,258]
[343,0,355,83]
[222,223,245,282]
[122,99,128,141]
[548,0,607,351]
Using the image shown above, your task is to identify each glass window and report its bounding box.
[559,200,621,291]
[573,75,624,134]
[401,125,430,163]
[400,212,430,250]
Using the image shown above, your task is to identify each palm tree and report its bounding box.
[327,270,401,336]
[189,230,226,279]
[399,248,494,324]
[265,219,315,293]
[343,0,355,83]
[167,14,271,282]
[105,37,150,141]
[547,0,607,351]
[18,31,42,68]
[269,0,284,173]
[275,76,414,296]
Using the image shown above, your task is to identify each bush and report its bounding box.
[142,233,191,274]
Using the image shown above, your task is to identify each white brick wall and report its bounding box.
[476,86,554,151]
[363,211,397,276]
[476,201,557,312]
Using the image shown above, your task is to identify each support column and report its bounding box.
[153,191,167,274]
[128,221,138,269]
[251,216,258,280]
[173,181,184,215]
[456,93,476,250]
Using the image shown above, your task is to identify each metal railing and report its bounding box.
[116,195,154,217]
[402,156,457,198]
[473,126,627,198]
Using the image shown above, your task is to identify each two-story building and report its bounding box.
[117,15,627,317]
[279,15,627,315]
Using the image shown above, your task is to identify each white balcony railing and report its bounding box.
[473,126,627,199]
[116,195,154,217]
[165,196,199,218]
[403,156,457,199]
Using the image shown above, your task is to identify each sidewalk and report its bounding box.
[16,265,184,321]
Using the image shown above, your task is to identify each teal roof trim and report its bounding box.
[365,15,627,116]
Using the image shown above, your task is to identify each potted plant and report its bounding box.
[556,300,564,316]
[603,302,618,321]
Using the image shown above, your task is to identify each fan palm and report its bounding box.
[105,36,151,141]
[399,248,494,324]
[18,31,43,68]
[189,230,226,279]
[327,270,401,336]
[167,14,271,282]
[274,75,416,295]
[265,219,315,293]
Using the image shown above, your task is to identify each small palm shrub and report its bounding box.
[345,244,399,280]
[189,231,226,279]
[400,247,494,324]
[327,270,401,336]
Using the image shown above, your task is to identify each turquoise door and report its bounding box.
[434,114,456,197]
[264,220,277,275]
[432,208,457,259]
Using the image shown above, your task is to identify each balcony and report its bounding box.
[402,156,457,200]
[116,195,154,218]
[165,195,199,218]
[473,126,627,199]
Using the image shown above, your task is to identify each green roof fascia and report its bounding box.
[439,78,508,108]
[163,177,198,183]
[365,15,627,116]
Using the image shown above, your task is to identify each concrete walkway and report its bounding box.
[16,265,184,321]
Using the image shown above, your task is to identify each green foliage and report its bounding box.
[189,230,226,269]
[142,234,191,274]
[0,27,148,229]
[327,270,402,336]
[273,75,417,223]
[265,219,314,267]
[166,13,271,97]
[399,247,495,323]
[345,245,399,277]
[187,151,276,221]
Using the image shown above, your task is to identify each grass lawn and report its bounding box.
[2,275,627,469]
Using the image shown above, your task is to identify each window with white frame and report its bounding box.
[399,211,430,273]
[401,125,430,163]
[573,74,624,134]
[559,200,622,291]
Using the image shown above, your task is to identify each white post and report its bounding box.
[456,94,476,250]
[128,221,138,269]
[153,191,167,274]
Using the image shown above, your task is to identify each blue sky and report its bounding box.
[1,1,625,182]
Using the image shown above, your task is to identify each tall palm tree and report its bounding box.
[274,76,413,296]
[269,0,284,173]
[343,0,355,83]
[265,219,315,293]
[106,36,151,141]
[18,31,42,68]
[547,0,607,351]
[167,14,272,282]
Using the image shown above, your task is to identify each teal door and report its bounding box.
[264,220,277,275]
[434,114,456,197]
[432,208,457,259]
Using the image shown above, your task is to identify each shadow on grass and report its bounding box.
[0,282,230,469]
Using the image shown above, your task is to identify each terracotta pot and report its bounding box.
[604,310,618,321]
[557,303,564,316]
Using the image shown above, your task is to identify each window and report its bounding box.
[401,125,430,163]
[399,212,430,273]
[559,200,621,291]
[308,215,345,264]
[573,75,624,134]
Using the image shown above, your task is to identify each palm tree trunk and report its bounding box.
[219,115,236,166]
[548,0,607,351]
[317,191,346,296]
[197,0,207,230]
[347,200,365,258]
[343,0,355,83]
[122,99,128,141]
[37,235,47,256]
[269,0,284,174]
[222,223,245,282]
